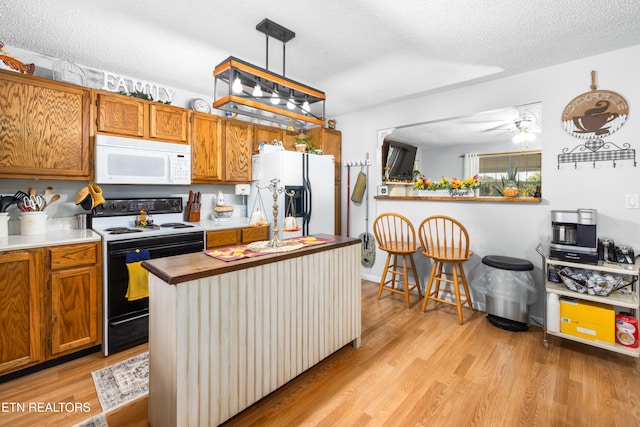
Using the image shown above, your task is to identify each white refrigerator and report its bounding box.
[249,151,335,238]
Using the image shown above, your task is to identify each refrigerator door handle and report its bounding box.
[303,153,311,235]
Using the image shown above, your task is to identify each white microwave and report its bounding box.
[95,135,191,185]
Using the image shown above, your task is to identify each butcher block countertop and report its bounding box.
[142,234,360,285]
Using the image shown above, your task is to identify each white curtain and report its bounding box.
[463,153,479,177]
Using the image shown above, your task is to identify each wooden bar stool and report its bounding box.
[373,213,422,308]
[418,215,473,324]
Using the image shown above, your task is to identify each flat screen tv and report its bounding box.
[384,140,417,181]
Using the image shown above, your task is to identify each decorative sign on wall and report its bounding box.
[558,71,635,168]
[102,71,175,103]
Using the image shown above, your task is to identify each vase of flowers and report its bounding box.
[415,175,481,197]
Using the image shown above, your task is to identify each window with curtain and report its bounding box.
[478,151,541,197]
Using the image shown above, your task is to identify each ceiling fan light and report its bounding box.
[513,131,525,144]
[232,75,243,94]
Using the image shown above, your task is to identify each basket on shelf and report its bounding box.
[558,267,629,296]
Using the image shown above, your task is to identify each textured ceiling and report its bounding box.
[1,0,640,119]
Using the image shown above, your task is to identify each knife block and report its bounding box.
[185,202,200,222]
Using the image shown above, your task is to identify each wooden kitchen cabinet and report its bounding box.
[47,243,101,356]
[95,90,189,143]
[0,242,102,377]
[150,103,189,143]
[206,225,269,250]
[240,225,269,243]
[191,113,224,183]
[206,229,240,250]
[307,127,342,235]
[253,124,284,153]
[191,115,255,183]
[0,249,43,375]
[0,70,91,180]
[224,119,253,182]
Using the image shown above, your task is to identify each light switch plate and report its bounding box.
[235,184,250,196]
[625,194,638,208]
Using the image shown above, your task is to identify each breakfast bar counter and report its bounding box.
[142,235,362,427]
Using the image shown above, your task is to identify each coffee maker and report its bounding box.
[550,209,598,264]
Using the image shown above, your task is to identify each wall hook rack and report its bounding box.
[344,159,371,167]
[557,139,636,169]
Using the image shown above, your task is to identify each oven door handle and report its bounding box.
[110,311,149,326]
[108,241,204,257]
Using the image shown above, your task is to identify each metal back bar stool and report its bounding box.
[373,213,422,308]
[418,215,473,324]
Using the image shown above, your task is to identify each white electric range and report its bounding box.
[92,197,205,355]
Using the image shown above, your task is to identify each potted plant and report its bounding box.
[294,132,310,152]
[494,168,519,197]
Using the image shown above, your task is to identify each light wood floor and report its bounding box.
[1,280,639,426]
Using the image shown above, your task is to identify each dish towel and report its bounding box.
[125,248,150,301]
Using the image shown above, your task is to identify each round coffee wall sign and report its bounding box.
[562,85,628,140]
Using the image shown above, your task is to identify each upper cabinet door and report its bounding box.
[96,92,145,137]
[0,70,91,180]
[253,125,283,154]
[191,113,224,183]
[224,120,253,183]
[150,103,189,143]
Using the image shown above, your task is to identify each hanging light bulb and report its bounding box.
[270,84,280,105]
[252,79,263,97]
[231,73,243,94]
[286,89,295,110]
[302,96,310,114]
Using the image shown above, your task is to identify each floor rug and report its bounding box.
[72,412,108,427]
[91,351,149,413]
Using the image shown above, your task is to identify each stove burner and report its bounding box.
[104,227,143,235]
[161,223,194,229]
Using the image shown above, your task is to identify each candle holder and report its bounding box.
[257,178,295,248]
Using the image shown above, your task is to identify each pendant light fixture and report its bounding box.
[213,18,326,128]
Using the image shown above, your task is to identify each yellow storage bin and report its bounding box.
[560,297,615,344]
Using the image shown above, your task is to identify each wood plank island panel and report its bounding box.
[146,238,361,427]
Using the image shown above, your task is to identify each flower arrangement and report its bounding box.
[415,175,480,191]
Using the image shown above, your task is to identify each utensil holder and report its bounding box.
[0,212,8,238]
[20,211,48,236]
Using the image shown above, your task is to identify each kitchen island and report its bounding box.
[142,234,362,427]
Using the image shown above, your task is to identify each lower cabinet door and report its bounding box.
[50,266,98,355]
[0,250,42,374]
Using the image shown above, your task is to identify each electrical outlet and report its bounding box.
[235,184,250,196]
[625,194,638,208]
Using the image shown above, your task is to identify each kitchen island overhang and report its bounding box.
[142,235,362,427]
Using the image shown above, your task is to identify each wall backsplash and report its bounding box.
[0,179,248,221]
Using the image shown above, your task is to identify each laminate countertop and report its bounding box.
[142,234,360,285]
[0,229,101,251]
